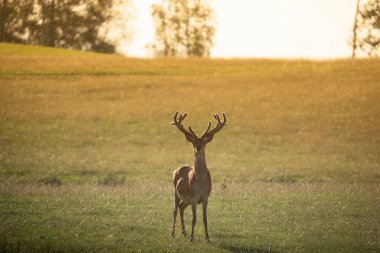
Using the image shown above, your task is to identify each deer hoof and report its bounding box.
[170,231,175,237]
[189,237,194,243]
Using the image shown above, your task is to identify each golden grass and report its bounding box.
[0,42,379,184]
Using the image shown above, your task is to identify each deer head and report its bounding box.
[171,112,227,156]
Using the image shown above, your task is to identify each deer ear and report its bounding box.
[203,134,214,143]
[185,133,196,143]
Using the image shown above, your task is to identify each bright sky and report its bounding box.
[122,0,358,59]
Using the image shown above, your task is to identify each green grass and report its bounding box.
[0,43,380,252]
[1,183,379,253]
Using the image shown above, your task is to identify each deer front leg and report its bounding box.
[202,198,210,241]
[179,202,188,237]
[171,193,180,237]
[190,201,197,242]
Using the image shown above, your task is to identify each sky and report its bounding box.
[121,0,358,59]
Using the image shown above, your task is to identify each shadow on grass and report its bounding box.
[36,176,62,186]
[218,243,274,253]
[0,238,85,253]
[215,234,274,253]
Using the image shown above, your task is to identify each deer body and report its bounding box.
[173,164,211,206]
[170,112,227,242]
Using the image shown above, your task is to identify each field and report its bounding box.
[0,43,379,252]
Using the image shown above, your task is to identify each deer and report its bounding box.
[170,111,227,242]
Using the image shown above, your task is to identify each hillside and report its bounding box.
[1,43,380,184]
[1,43,380,253]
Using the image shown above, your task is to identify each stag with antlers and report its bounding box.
[170,111,227,242]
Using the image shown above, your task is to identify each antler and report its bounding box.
[201,112,227,140]
[171,112,198,139]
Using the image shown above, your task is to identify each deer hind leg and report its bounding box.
[179,201,188,237]
[202,197,210,241]
[171,192,180,237]
[190,201,197,242]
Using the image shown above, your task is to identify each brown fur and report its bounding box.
[170,112,226,242]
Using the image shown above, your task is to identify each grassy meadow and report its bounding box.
[0,42,379,252]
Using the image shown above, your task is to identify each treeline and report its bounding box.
[0,0,119,53]
[0,0,215,56]
[1,0,379,57]
[352,0,380,57]
[150,0,214,57]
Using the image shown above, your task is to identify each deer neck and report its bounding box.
[193,149,208,178]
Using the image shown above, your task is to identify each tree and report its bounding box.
[352,0,361,58]
[0,0,35,43]
[0,0,131,53]
[150,0,215,57]
[352,0,380,57]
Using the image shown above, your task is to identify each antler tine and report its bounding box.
[201,121,212,137]
[171,111,197,138]
[201,112,227,139]
[179,112,187,123]
[171,111,180,126]
[188,126,197,136]
[171,111,179,125]
[222,112,227,124]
